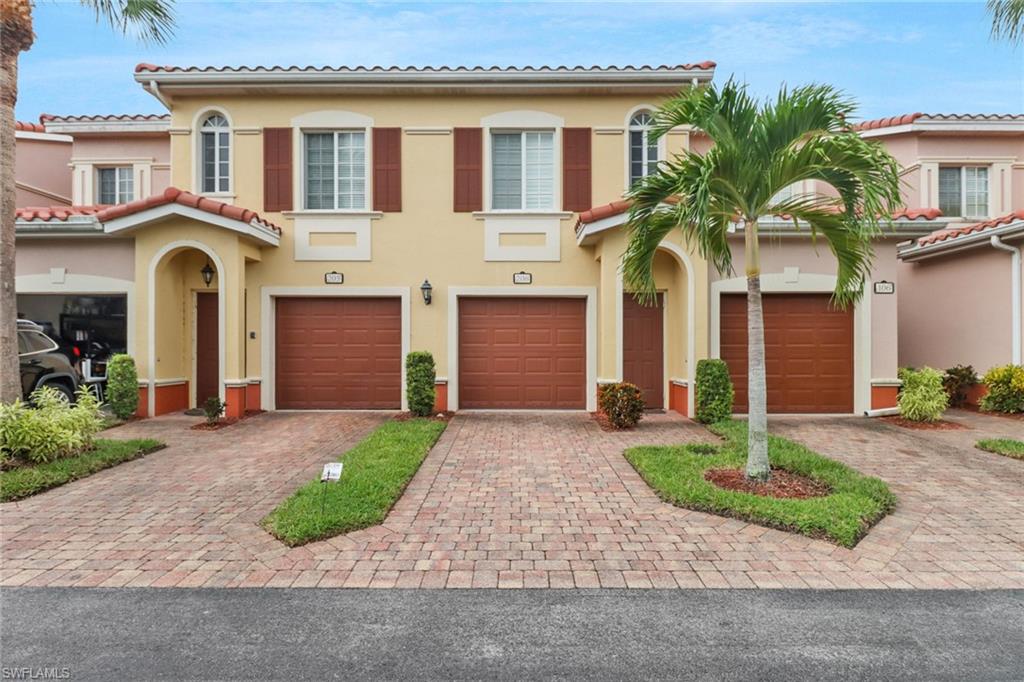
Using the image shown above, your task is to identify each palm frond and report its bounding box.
[82,0,176,45]
[989,0,1024,43]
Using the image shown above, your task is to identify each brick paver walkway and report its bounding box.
[2,409,1022,589]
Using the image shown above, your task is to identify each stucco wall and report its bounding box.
[15,239,135,280]
[15,136,72,206]
[898,241,1021,372]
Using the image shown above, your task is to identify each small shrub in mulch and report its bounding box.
[881,416,967,431]
[393,411,453,423]
[704,467,831,499]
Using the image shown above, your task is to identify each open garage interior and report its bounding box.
[16,293,128,356]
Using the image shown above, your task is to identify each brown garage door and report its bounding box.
[459,297,586,409]
[275,297,401,409]
[720,293,853,414]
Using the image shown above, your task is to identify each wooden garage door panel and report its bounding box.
[459,297,586,409]
[275,297,401,409]
[720,293,853,414]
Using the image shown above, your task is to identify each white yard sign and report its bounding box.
[321,462,343,482]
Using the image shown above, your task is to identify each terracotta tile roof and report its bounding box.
[917,210,1024,246]
[96,187,282,234]
[893,208,943,221]
[853,113,1024,131]
[135,62,716,74]
[14,120,46,133]
[39,113,170,123]
[15,206,105,221]
[17,188,282,235]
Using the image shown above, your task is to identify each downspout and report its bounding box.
[991,235,1022,365]
[147,80,171,110]
[864,407,900,418]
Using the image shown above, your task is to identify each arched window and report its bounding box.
[628,111,659,186]
[200,113,230,193]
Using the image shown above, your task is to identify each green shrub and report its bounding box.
[979,364,1024,414]
[405,351,436,417]
[598,382,645,429]
[202,396,226,424]
[943,364,979,407]
[0,386,104,463]
[106,354,139,419]
[695,359,734,423]
[897,367,948,422]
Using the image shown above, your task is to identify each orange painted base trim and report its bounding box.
[871,385,899,410]
[224,385,246,419]
[668,382,689,417]
[245,382,261,412]
[136,387,149,418]
[154,382,189,416]
[965,383,988,407]
[433,381,448,413]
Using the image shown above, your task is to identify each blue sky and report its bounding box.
[16,1,1024,121]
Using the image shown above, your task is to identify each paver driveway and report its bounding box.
[2,409,1022,589]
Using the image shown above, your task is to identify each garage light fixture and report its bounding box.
[200,260,215,287]
[420,279,433,305]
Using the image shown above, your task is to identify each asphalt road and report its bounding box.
[1,588,1022,681]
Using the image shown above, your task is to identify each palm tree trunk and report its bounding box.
[0,49,21,404]
[744,221,770,481]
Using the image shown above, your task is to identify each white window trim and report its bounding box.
[260,286,411,411]
[934,163,993,220]
[624,104,666,192]
[95,166,135,204]
[192,107,233,198]
[481,110,563,213]
[289,110,375,214]
[446,286,597,412]
[489,130,557,212]
[299,129,371,212]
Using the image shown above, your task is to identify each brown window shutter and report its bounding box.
[562,128,592,212]
[263,128,293,212]
[453,127,483,212]
[372,127,402,212]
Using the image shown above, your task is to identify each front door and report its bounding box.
[623,293,664,409]
[195,292,219,407]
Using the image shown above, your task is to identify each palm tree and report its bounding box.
[1,0,175,404]
[989,0,1024,42]
[622,81,902,481]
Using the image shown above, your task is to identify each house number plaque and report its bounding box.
[873,280,895,295]
[324,271,344,284]
[513,271,533,285]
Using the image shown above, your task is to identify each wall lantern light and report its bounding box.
[420,279,433,305]
[200,260,215,287]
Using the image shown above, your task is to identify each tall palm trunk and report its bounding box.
[0,49,21,403]
[744,219,769,480]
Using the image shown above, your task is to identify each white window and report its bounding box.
[200,114,230,193]
[304,131,366,210]
[491,131,554,210]
[628,111,659,186]
[771,184,795,204]
[96,167,133,204]
[938,166,989,218]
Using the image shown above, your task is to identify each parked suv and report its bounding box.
[17,319,81,402]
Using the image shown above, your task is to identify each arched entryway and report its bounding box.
[146,240,225,416]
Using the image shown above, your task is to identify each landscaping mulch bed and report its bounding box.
[392,411,453,423]
[704,467,831,499]
[880,416,967,430]
[189,410,265,431]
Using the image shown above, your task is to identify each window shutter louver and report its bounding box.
[372,127,402,212]
[562,128,592,212]
[262,128,293,212]
[453,127,483,212]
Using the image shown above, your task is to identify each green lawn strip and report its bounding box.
[624,420,896,548]
[976,438,1024,460]
[262,418,447,547]
[1,439,164,503]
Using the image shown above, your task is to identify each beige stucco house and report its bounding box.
[17,63,999,419]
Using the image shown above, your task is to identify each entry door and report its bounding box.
[195,292,219,407]
[623,293,664,409]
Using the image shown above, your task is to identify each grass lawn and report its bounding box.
[1,439,164,503]
[976,438,1024,460]
[624,420,896,548]
[262,418,447,546]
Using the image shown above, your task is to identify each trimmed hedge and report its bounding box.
[106,354,139,419]
[598,382,645,429]
[898,367,948,422]
[695,359,734,423]
[406,351,436,417]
